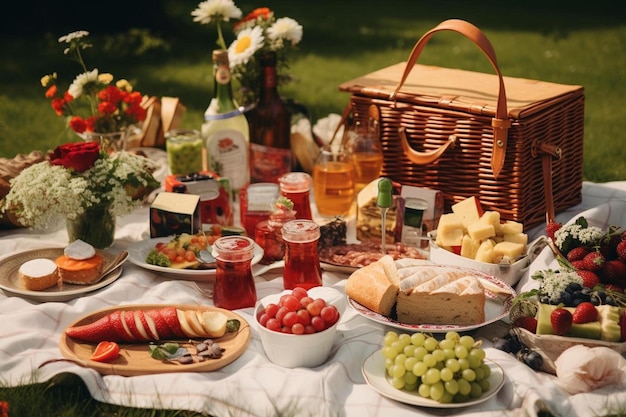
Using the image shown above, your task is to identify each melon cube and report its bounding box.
[436,213,465,247]
[451,196,483,229]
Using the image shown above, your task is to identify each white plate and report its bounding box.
[362,350,505,408]
[348,268,516,333]
[0,248,123,302]
[127,237,264,280]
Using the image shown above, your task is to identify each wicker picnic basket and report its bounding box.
[339,19,584,230]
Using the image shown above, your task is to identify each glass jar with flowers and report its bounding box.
[1,142,159,249]
[41,31,147,152]
[192,1,303,107]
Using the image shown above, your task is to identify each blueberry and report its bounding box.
[561,292,573,305]
[606,296,616,306]
[523,351,544,371]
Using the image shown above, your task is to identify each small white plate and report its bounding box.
[127,237,263,280]
[347,268,516,333]
[0,248,123,302]
[362,350,505,408]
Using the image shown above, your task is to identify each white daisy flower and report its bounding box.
[68,69,99,99]
[228,26,265,66]
[267,17,303,46]
[191,0,242,24]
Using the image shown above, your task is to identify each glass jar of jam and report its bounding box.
[278,172,313,220]
[211,236,257,309]
[239,183,279,236]
[281,220,323,290]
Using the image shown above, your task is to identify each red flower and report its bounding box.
[68,116,87,133]
[98,101,118,115]
[0,401,9,417]
[235,7,272,30]
[50,142,101,172]
[45,84,57,98]
[98,85,123,103]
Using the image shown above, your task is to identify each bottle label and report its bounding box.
[216,65,231,85]
[249,142,292,183]
[206,128,249,191]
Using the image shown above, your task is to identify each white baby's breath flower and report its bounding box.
[68,69,98,99]
[267,17,303,46]
[228,26,265,66]
[191,0,242,24]
[58,30,89,44]
[98,73,114,85]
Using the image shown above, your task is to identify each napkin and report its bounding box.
[555,345,626,394]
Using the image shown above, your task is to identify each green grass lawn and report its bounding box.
[1,0,625,182]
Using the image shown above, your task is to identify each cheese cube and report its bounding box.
[504,233,528,246]
[451,196,483,229]
[436,213,464,247]
[467,221,495,241]
[475,239,496,263]
[460,235,481,259]
[499,220,524,235]
[493,241,525,259]
[479,211,501,230]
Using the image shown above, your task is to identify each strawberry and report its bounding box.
[566,246,590,262]
[577,269,600,288]
[550,307,573,335]
[605,283,624,293]
[617,240,626,263]
[570,260,586,271]
[582,251,606,272]
[546,221,562,241]
[572,302,598,324]
[513,316,537,333]
[600,259,626,287]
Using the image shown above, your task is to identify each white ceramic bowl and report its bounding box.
[254,286,345,368]
[428,231,547,287]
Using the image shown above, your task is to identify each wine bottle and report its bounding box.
[247,51,293,183]
[202,49,250,194]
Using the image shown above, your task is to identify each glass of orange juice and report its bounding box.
[313,145,355,217]
[344,122,383,194]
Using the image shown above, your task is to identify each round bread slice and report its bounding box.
[55,254,104,284]
[345,255,398,316]
[19,258,59,291]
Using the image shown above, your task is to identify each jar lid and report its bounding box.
[281,220,320,243]
[165,129,201,142]
[212,236,255,262]
[278,172,311,193]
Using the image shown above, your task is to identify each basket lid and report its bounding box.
[339,62,583,119]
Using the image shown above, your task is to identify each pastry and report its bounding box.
[19,258,59,291]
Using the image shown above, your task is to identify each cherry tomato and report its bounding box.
[89,341,120,362]
[291,287,308,300]
[291,323,305,335]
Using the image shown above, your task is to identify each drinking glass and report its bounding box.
[312,145,356,217]
[344,122,383,194]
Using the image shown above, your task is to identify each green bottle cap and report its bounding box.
[377,178,393,208]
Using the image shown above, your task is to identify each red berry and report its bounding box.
[600,259,626,287]
[605,284,624,293]
[577,270,600,289]
[566,246,590,262]
[572,302,598,324]
[582,251,606,272]
[546,222,562,241]
[570,260,586,271]
[550,308,573,336]
[513,316,538,334]
[620,310,626,342]
[617,241,626,262]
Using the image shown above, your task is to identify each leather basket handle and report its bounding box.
[390,19,511,178]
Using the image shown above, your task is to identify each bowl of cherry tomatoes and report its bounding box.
[254,286,345,368]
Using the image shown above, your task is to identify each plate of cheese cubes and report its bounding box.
[428,196,546,286]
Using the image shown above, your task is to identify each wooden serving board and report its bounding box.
[59,304,251,376]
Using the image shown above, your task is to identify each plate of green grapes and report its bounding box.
[362,331,505,408]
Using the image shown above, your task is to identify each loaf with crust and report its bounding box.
[345,255,399,316]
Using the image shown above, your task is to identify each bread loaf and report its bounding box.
[345,255,398,316]
[19,258,59,290]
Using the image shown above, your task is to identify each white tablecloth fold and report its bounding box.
[2,180,626,417]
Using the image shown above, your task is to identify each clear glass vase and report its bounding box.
[66,203,115,249]
[78,126,142,153]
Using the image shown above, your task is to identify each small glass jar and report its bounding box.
[281,220,323,290]
[278,172,313,220]
[239,183,279,236]
[165,129,204,176]
[211,236,257,309]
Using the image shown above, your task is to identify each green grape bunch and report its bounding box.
[382,330,491,404]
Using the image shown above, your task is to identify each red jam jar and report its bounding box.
[239,183,279,236]
[278,172,313,220]
[281,220,323,290]
[212,236,257,309]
